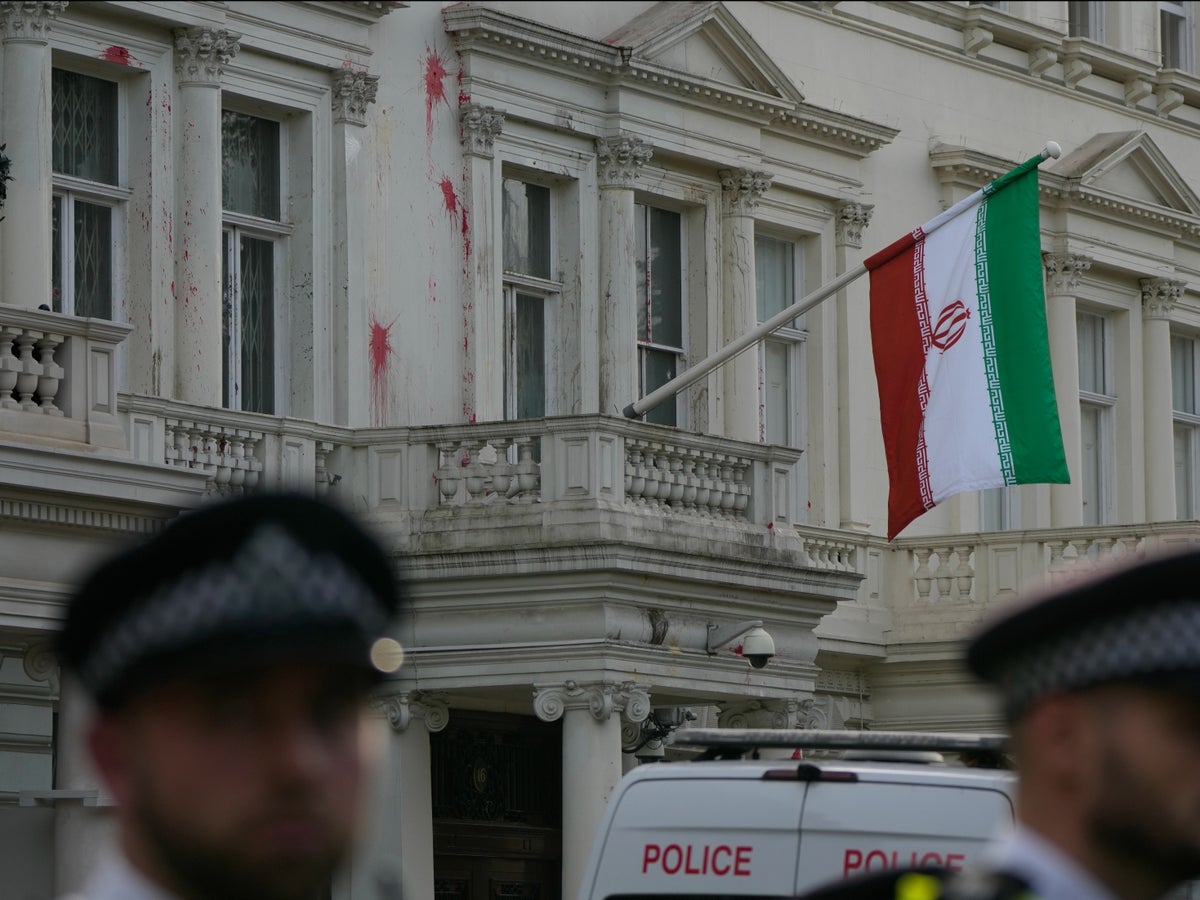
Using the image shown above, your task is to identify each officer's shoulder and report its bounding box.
[798,867,1036,900]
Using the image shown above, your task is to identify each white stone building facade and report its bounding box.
[2,1,1200,898]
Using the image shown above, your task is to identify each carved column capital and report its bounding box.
[719,168,773,217]
[533,680,651,723]
[371,690,450,733]
[1141,277,1185,320]
[596,135,652,189]
[174,27,241,86]
[332,69,379,127]
[460,103,505,159]
[718,697,818,730]
[1042,252,1092,295]
[836,201,874,249]
[0,1,66,43]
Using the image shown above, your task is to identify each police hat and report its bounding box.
[56,492,404,709]
[966,546,1200,721]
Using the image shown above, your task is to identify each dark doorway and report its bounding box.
[432,711,562,900]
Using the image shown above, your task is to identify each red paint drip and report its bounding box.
[369,313,398,428]
[438,177,459,223]
[100,45,134,65]
[422,47,450,142]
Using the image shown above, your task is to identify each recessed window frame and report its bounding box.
[50,64,131,321]
[1078,310,1116,525]
[1161,0,1197,71]
[753,231,807,449]
[501,174,561,421]
[220,105,293,415]
[635,200,689,429]
[1068,1,1107,41]
[1172,332,1200,519]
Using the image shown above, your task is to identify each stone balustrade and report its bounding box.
[0,304,130,450]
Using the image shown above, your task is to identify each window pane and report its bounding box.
[502,180,550,279]
[51,197,63,313]
[1081,404,1102,526]
[52,70,117,184]
[1176,423,1193,519]
[222,111,280,219]
[1162,6,1187,69]
[981,488,1005,532]
[642,348,677,427]
[222,231,233,409]
[515,293,545,419]
[240,236,274,413]
[636,207,648,338]
[648,208,682,349]
[1173,336,1196,413]
[73,200,112,319]
[764,339,789,445]
[1077,313,1106,394]
[756,235,794,322]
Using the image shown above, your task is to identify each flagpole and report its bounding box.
[622,141,1062,420]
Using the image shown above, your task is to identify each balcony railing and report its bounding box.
[0,303,129,450]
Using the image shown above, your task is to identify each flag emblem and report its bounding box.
[931,300,971,352]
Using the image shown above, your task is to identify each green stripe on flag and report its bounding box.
[982,167,1069,484]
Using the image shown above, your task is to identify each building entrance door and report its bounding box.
[432,712,562,900]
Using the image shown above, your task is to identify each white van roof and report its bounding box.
[579,730,1017,900]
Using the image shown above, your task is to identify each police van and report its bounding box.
[577,729,1018,900]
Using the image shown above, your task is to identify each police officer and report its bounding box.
[54,492,405,900]
[799,546,1200,900]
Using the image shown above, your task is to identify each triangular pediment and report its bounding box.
[604,1,805,105]
[1049,131,1200,217]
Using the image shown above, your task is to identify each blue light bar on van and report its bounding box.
[673,728,1008,753]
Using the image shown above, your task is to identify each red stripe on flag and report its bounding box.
[870,236,934,540]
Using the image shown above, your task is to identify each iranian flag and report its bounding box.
[866,155,1069,540]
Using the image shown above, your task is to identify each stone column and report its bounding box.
[835,202,874,531]
[173,28,239,406]
[596,135,652,416]
[338,691,448,900]
[718,169,773,442]
[1141,277,1183,521]
[1044,253,1090,528]
[534,680,650,900]
[50,663,115,895]
[0,1,65,308]
[459,103,504,423]
[331,69,379,427]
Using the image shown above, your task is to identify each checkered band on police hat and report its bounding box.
[967,547,1200,719]
[56,493,403,708]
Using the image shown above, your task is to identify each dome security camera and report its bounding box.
[740,626,775,669]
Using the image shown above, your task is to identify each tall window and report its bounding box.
[754,234,805,446]
[1069,1,1106,40]
[222,110,284,414]
[1173,335,1200,518]
[1161,1,1196,71]
[635,204,685,427]
[502,178,558,420]
[1078,311,1115,525]
[52,68,123,319]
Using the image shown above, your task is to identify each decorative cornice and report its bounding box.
[815,668,868,696]
[460,103,505,159]
[372,690,450,733]
[332,69,379,127]
[717,697,823,729]
[596,135,652,189]
[1140,277,1185,320]
[532,680,651,723]
[836,201,874,249]
[1043,253,1092,295]
[0,498,169,534]
[770,106,899,159]
[0,1,67,44]
[174,27,241,87]
[719,169,773,217]
[931,145,1200,243]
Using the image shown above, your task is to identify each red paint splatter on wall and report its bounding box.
[438,177,459,224]
[369,313,398,428]
[99,45,135,65]
[421,46,450,143]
